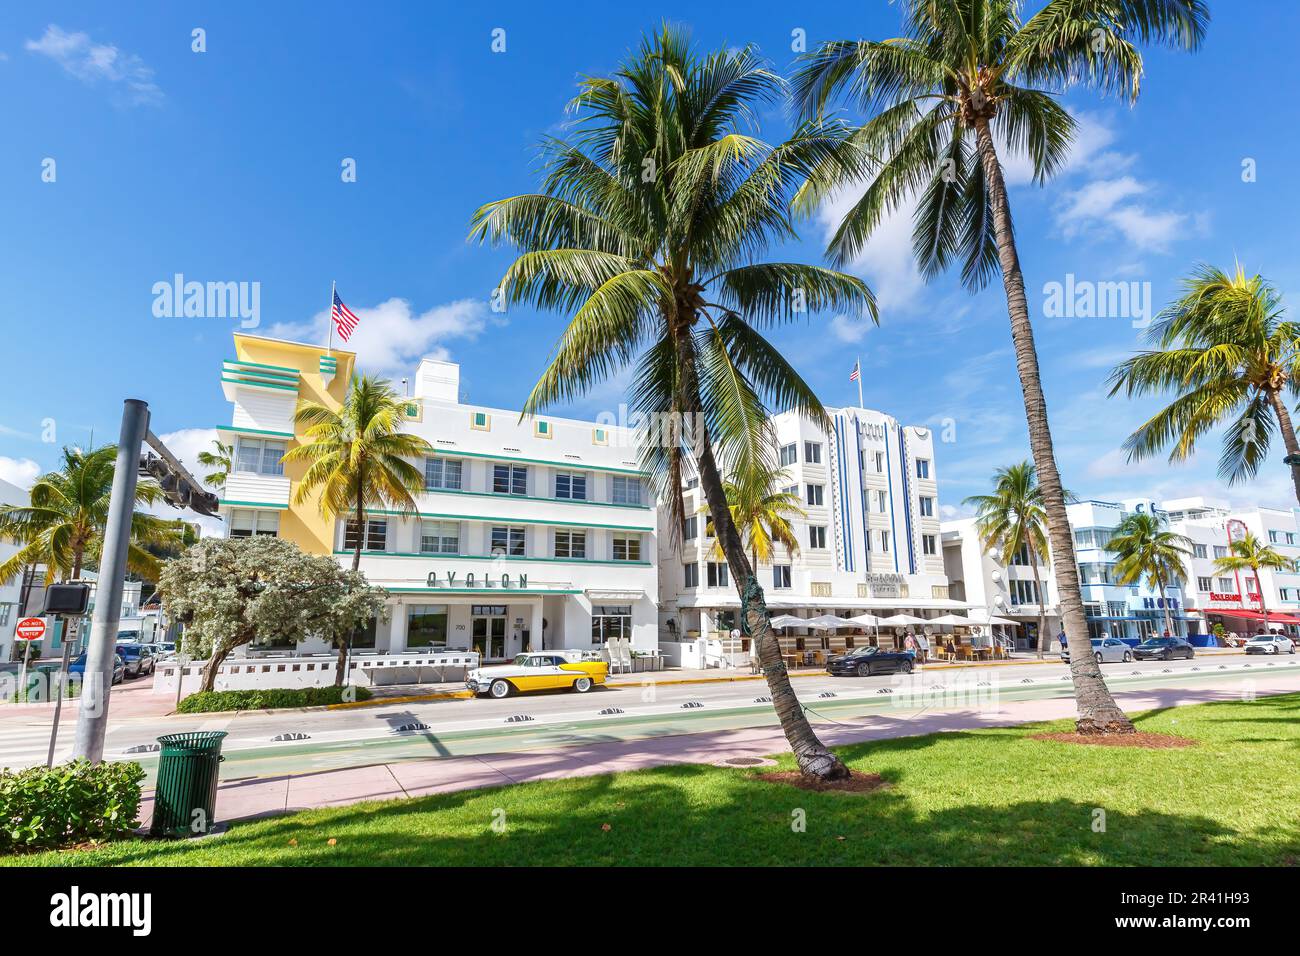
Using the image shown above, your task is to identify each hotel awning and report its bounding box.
[672,595,976,611]
[1205,608,1300,624]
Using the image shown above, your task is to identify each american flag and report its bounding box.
[331,289,360,342]
[849,360,860,382]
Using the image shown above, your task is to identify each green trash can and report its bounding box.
[150,731,227,838]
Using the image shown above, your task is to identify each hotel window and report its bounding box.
[784,485,798,498]
[875,490,887,512]
[1213,545,1227,559]
[592,605,632,643]
[1218,577,1234,592]
[683,515,698,540]
[1289,532,1297,545]
[471,411,491,431]
[1282,588,1295,602]
[420,520,460,554]
[424,457,463,491]
[555,471,588,500]
[684,562,699,588]
[880,531,890,553]
[806,483,824,506]
[1010,580,1041,605]
[611,476,643,505]
[534,420,552,439]
[1246,577,1260,595]
[707,561,729,587]
[779,443,797,466]
[915,459,930,479]
[1197,576,1212,592]
[493,463,528,496]
[592,428,609,446]
[235,438,285,477]
[809,525,827,549]
[919,496,934,517]
[1193,544,1207,559]
[1269,530,1280,543]
[804,441,822,464]
[344,517,387,551]
[406,605,449,648]
[229,509,279,538]
[874,451,885,472]
[772,564,792,589]
[554,530,587,560]
[613,534,642,562]
[490,525,526,557]
[1010,544,1032,566]
[922,533,937,556]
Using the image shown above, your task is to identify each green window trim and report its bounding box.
[366,508,652,533]
[426,447,646,478]
[420,485,649,511]
[221,375,300,393]
[216,425,296,439]
[223,358,301,375]
[334,550,652,567]
[218,499,291,510]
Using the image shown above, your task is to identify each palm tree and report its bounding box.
[792,0,1208,733]
[1213,532,1291,635]
[196,439,234,489]
[283,375,433,684]
[1106,512,1193,636]
[1106,263,1300,504]
[0,445,179,584]
[469,27,877,779]
[704,459,805,571]
[963,462,1055,658]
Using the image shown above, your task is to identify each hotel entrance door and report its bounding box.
[472,605,508,660]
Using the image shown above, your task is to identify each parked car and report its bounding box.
[1244,634,1296,655]
[826,645,914,677]
[68,653,125,685]
[467,651,608,699]
[1062,637,1132,664]
[1132,637,1195,661]
[114,643,155,677]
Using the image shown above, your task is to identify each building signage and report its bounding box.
[1136,596,1180,610]
[1207,591,1255,610]
[864,572,905,598]
[425,571,529,589]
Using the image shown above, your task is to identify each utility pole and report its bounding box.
[72,400,149,763]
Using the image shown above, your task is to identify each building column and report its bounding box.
[529,600,544,652]
[388,600,408,654]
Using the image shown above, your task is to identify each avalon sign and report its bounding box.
[426,571,528,589]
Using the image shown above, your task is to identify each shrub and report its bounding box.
[176,685,372,713]
[1,760,145,853]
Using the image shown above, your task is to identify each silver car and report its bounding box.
[1061,637,1132,664]
[1244,634,1295,655]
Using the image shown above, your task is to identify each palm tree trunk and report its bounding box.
[973,116,1134,733]
[674,335,848,779]
[337,492,365,687]
[1031,558,1047,658]
[1160,578,1174,635]
[1267,392,1300,505]
[1256,568,1269,633]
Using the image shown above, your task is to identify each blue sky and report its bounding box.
[3,1,1300,523]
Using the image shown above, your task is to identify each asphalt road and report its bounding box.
[3,654,1296,781]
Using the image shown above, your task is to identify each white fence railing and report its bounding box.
[153,650,481,695]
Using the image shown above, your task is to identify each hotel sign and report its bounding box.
[864,572,906,598]
[426,570,529,589]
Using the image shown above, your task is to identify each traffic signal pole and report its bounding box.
[72,399,149,763]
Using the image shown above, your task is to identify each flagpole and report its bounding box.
[326,280,336,354]
[856,354,864,409]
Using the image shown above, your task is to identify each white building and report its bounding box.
[943,494,1300,647]
[216,334,659,662]
[658,405,962,659]
[0,477,27,662]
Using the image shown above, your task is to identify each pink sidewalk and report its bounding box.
[137,674,1300,829]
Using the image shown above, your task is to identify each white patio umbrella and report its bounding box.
[927,614,972,627]
[804,614,858,629]
[877,613,930,627]
[848,613,884,627]
[768,614,806,629]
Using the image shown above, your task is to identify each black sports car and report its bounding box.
[826,645,914,677]
[1131,637,1195,661]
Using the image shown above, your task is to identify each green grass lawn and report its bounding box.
[8,693,1300,866]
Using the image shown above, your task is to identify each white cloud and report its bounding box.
[0,456,40,489]
[816,188,925,315]
[831,313,873,343]
[265,296,497,379]
[25,24,162,107]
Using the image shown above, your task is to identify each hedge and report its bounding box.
[176,685,372,713]
[1,760,145,853]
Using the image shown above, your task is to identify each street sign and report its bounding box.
[15,617,46,641]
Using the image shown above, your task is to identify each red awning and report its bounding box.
[1206,608,1300,624]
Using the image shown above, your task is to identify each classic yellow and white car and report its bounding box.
[466,651,609,699]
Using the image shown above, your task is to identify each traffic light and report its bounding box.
[138,452,220,517]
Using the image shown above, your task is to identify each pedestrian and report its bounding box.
[1057,630,1067,651]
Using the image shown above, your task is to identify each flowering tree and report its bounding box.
[159,536,388,691]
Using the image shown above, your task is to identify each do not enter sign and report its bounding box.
[15,617,46,641]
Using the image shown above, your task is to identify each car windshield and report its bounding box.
[848,646,879,656]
